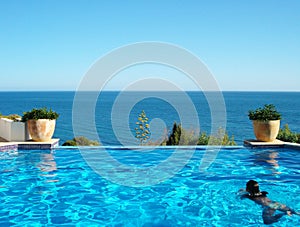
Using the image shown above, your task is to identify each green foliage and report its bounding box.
[166,122,182,145]
[146,129,168,146]
[22,107,59,122]
[62,140,77,146]
[201,128,236,146]
[277,124,299,143]
[62,136,100,146]
[166,123,236,146]
[222,132,236,146]
[135,110,151,145]
[166,123,198,145]
[248,104,281,121]
[1,114,22,122]
[179,128,199,145]
[197,132,210,145]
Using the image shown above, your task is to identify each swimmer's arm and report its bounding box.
[238,188,246,193]
[237,188,249,199]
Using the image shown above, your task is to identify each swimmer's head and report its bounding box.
[246,180,260,196]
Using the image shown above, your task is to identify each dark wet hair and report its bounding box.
[246,180,260,196]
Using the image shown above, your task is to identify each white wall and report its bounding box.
[0,118,28,141]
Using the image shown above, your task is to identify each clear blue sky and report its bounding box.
[0,0,299,91]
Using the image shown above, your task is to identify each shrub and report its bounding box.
[197,132,209,145]
[1,114,22,122]
[62,140,77,146]
[221,132,236,146]
[62,136,100,146]
[180,128,199,145]
[248,104,281,121]
[146,129,168,146]
[198,128,236,146]
[166,123,236,146]
[277,124,299,143]
[22,107,59,122]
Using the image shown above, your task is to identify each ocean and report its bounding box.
[0,91,299,145]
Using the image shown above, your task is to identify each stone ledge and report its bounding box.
[244,139,300,150]
[0,139,59,151]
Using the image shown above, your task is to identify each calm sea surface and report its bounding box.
[0,91,299,145]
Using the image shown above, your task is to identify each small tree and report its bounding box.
[166,122,181,145]
[135,110,151,145]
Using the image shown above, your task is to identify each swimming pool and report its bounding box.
[0,147,299,226]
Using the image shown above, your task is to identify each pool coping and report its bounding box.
[0,138,60,152]
[1,138,299,151]
[56,145,244,150]
[244,139,300,150]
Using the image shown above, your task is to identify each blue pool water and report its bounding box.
[0,147,299,226]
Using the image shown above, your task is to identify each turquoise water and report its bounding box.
[0,147,299,226]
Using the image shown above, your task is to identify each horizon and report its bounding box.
[1,90,300,93]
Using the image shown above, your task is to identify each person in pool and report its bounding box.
[239,180,299,224]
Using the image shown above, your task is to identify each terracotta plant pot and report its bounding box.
[252,120,280,142]
[27,119,56,142]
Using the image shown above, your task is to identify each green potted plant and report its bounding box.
[22,108,59,142]
[248,104,281,142]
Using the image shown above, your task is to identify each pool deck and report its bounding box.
[244,139,300,150]
[0,137,59,151]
